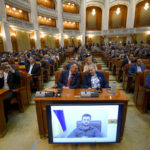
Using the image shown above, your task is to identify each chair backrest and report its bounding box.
[80,70,109,84]
[55,70,62,84]
[77,120,101,132]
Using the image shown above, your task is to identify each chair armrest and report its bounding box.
[13,86,26,92]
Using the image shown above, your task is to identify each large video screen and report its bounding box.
[46,104,123,143]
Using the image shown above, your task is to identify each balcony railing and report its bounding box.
[86,27,150,36]
[37,5,57,19]
[64,29,80,36]
[7,17,34,30]
[63,12,80,22]
[6,0,31,12]
[39,25,58,34]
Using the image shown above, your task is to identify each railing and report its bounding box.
[63,0,81,6]
[39,25,58,34]
[86,27,150,36]
[64,29,80,35]
[37,5,57,19]
[86,0,104,5]
[63,12,80,21]
[7,17,33,30]
[6,0,31,12]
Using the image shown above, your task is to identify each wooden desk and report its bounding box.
[34,89,129,138]
[0,89,9,137]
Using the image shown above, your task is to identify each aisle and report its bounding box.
[96,57,134,106]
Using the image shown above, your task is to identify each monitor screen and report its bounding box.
[46,104,123,144]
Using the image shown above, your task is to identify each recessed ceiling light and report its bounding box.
[68,3,70,5]
[44,17,47,20]
[19,10,22,13]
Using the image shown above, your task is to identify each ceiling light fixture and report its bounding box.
[19,10,22,13]
[12,7,16,11]
[6,5,10,8]
[68,3,70,5]
[92,9,96,16]
[44,17,47,20]
[49,18,51,20]
[144,2,149,10]
[116,7,120,15]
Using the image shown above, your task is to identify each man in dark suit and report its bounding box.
[0,62,21,121]
[128,58,146,75]
[57,63,80,89]
[26,56,41,91]
[26,56,41,76]
[121,54,135,68]
[83,64,109,89]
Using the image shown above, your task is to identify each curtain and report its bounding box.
[16,31,31,51]
[45,36,56,49]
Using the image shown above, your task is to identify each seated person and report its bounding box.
[57,63,80,89]
[65,57,75,70]
[26,56,41,76]
[26,56,41,91]
[83,57,97,72]
[0,62,21,121]
[145,72,150,88]
[128,58,146,75]
[83,64,109,89]
[121,54,135,68]
[68,114,102,137]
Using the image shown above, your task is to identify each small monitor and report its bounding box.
[46,103,124,144]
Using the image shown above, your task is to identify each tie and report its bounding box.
[67,74,72,87]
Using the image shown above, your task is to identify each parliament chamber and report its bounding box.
[0,0,150,150]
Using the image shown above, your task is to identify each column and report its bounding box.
[126,35,132,43]
[80,0,86,46]
[29,0,41,49]
[126,0,136,28]
[57,0,64,47]
[104,37,109,45]
[102,0,109,30]
[0,0,13,52]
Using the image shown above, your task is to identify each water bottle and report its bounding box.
[111,81,116,95]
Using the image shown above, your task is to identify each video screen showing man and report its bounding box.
[68,114,102,138]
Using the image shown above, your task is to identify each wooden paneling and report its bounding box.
[6,5,29,21]
[134,0,150,27]
[63,3,79,14]
[63,22,79,30]
[37,0,55,9]
[108,36,126,43]
[29,32,35,49]
[109,5,127,29]
[0,27,4,52]
[86,7,102,31]
[9,28,18,52]
[40,38,46,48]
[38,17,56,27]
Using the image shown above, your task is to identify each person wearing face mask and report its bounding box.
[83,64,109,89]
